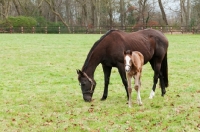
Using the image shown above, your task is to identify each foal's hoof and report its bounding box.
[138,101,143,106]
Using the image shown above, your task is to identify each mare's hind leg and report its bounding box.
[101,65,112,101]
[159,72,166,96]
[149,59,161,99]
[149,59,164,98]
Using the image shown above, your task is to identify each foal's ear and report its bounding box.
[123,51,126,55]
[131,50,134,55]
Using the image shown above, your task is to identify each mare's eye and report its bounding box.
[80,83,85,86]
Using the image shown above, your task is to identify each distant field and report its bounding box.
[0,33,200,131]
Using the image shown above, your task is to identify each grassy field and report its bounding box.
[0,33,200,131]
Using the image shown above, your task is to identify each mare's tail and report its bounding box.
[160,53,168,87]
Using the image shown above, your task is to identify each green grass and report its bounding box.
[0,33,200,131]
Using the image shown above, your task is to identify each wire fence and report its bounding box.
[0,26,200,34]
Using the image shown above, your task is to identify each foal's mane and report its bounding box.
[82,29,118,71]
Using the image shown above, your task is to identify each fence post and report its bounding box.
[21,27,23,33]
[73,27,74,34]
[10,26,12,33]
[45,27,47,34]
[32,27,35,34]
[58,26,60,34]
[123,26,125,32]
[100,27,101,34]
[167,26,169,33]
[192,27,194,34]
[181,26,183,34]
[170,27,172,34]
[160,26,162,32]
[86,26,88,34]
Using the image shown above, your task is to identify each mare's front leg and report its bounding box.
[101,65,112,101]
[126,74,132,107]
[117,62,129,101]
[134,73,142,105]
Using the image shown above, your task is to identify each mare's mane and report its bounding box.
[82,29,118,71]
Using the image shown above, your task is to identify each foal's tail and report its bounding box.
[160,53,169,87]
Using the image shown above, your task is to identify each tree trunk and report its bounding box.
[45,0,71,33]
[51,1,57,23]
[76,0,88,26]
[186,0,190,27]
[158,0,168,25]
[91,0,98,31]
[120,0,125,28]
[108,0,113,27]
[13,0,21,15]
[65,0,71,25]
[137,0,147,28]
[0,0,11,19]
[180,0,186,26]
[96,0,100,28]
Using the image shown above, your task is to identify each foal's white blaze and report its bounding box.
[125,55,131,72]
[149,90,155,99]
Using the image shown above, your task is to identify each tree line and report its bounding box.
[0,0,199,33]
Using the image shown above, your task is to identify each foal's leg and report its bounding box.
[134,73,142,105]
[117,63,129,100]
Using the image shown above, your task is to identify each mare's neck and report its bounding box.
[82,58,100,79]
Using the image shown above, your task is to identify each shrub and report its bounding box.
[1,16,37,27]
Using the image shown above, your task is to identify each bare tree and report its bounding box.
[107,0,114,27]
[120,0,125,27]
[76,0,88,26]
[137,0,148,26]
[45,0,71,32]
[158,0,168,25]
[12,0,20,15]
[180,0,191,27]
[0,0,11,19]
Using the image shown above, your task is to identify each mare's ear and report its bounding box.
[76,69,83,75]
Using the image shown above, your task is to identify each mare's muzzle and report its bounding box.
[83,94,92,102]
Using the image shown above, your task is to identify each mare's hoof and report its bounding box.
[161,91,166,97]
[100,97,107,101]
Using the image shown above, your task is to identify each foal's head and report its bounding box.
[124,50,133,72]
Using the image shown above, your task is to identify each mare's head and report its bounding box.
[124,50,133,72]
[76,69,96,102]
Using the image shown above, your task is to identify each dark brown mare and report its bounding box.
[77,29,168,102]
[124,50,144,107]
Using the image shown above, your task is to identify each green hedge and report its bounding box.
[1,16,37,27]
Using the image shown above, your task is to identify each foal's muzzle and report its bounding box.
[125,65,131,72]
